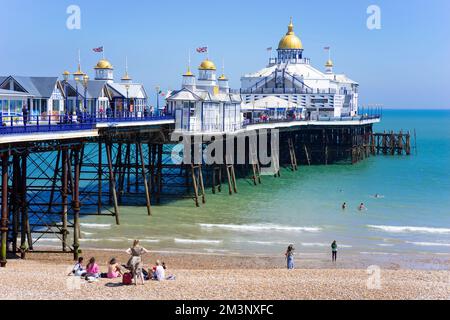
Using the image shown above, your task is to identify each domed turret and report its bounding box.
[94,59,114,82]
[325,59,334,74]
[218,74,229,94]
[198,59,217,82]
[182,67,196,90]
[276,18,304,63]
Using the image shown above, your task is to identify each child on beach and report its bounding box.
[331,241,338,262]
[69,257,86,277]
[285,244,295,270]
[85,257,100,279]
[107,258,123,279]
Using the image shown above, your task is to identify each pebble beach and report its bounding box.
[0,249,448,300]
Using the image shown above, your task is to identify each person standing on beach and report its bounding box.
[126,240,150,285]
[285,244,295,270]
[331,241,338,262]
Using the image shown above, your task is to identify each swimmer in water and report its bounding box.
[342,202,347,210]
[359,203,366,211]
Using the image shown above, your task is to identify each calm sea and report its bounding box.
[41,110,450,257]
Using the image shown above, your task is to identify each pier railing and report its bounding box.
[0,113,175,135]
[243,114,381,126]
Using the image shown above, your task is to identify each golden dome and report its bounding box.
[63,71,71,76]
[199,59,217,71]
[278,18,303,50]
[325,59,334,68]
[95,59,114,69]
[218,74,228,80]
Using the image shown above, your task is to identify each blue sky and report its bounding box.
[1,0,449,108]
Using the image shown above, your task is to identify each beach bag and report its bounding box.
[122,273,133,285]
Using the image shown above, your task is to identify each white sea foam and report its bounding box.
[199,223,321,233]
[174,238,223,245]
[81,231,94,236]
[80,223,112,230]
[367,225,450,234]
[247,241,286,246]
[406,241,450,247]
[377,244,395,247]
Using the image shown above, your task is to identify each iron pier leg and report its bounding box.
[72,146,81,261]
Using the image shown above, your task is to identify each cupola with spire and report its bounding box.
[121,57,133,84]
[325,59,334,74]
[217,61,230,94]
[182,67,196,90]
[277,18,304,63]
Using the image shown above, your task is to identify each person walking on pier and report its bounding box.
[285,244,295,270]
[331,241,338,262]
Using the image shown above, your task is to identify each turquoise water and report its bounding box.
[43,110,450,256]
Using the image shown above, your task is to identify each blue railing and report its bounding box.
[243,114,381,127]
[0,112,175,135]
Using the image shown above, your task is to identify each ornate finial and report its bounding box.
[288,17,294,34]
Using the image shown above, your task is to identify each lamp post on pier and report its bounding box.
[63,71,70,119]
[125,83,130,118]
[75,76,80,114]
[82,75,89,121]
[155,85,161,114]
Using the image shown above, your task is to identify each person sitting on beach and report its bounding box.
[359,203,366,211]
[285,244,295,270]
[107,258,123,279]
[69,257,86,277]
[331,241,338,262]
[152,260,165,281]
[85,257,100,279]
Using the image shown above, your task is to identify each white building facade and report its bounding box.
[241,19,359,120]
[167,59,242,133]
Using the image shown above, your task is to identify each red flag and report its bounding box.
[93,46,104,53]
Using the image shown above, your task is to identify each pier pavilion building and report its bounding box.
[62,59,148,115]
[166,59,242,133]
[241,19,359,121]
[0,76,64,117]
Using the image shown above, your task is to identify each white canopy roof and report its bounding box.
[242,96,299,110]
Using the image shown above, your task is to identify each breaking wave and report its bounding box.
[199,223,322,233]
[367,225,450,234]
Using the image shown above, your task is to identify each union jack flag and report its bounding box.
[93,46,104,53]
[196,46,208,53]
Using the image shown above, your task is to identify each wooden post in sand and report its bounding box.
[138,143,152,216]
[106,143,120,225]
[0,152,9,267]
